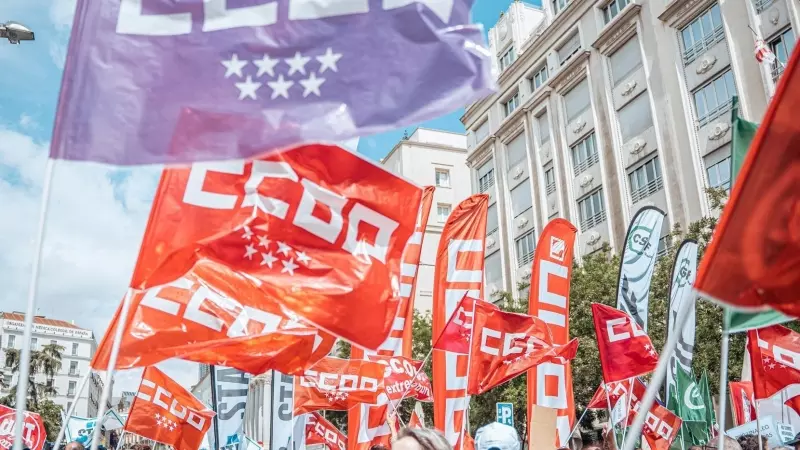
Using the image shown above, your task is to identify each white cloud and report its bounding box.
[18,114,35,129]
[48,41,67,69]
[49,0,77,30]
[0,127,198,395]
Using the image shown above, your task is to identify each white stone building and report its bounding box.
[379,128,473,313]
[0,312,106,417]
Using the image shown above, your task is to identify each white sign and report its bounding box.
[726,416,783,447]
[777,422,795,444]
[3,320,93,339]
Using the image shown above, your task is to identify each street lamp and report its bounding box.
[1,21,35,44]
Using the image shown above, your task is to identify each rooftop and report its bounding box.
[1,312,88,330]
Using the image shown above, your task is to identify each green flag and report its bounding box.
[723,96,793,333]
[673,367,709,446]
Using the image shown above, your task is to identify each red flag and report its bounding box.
[586,381,629,410]
[432,294,475,354]
[124,367,214,450]
[526,219,578,448]
[747,325,800,414]
[592,303,658,382]
[409,404,425,428]
[433,195,488,450]
[729,382,757,426]
[119,143,422,350]
[294,357,386,414]
[306,412,347,450]
[694,45,800,315]
[92,265,334,374]
[0,405,46,450]
[467,300,579,395]
[628,384,682,450]
[366,355,433,402]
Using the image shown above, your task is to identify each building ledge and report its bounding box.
[593,4,642,55]
[658,0,717,29]
[466,135,497,167]
[548,50,592,94]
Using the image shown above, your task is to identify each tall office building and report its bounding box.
[379,128,473,312]
[462,0,795,298]
[0,312,106,417]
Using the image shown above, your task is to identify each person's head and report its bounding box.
[582,429,603,450]
[65,442,85,450]
[474,422,520,450]
[738,434,768,450]
[370,445,389,450]
[707,436,744,450]
[393,428,451,450]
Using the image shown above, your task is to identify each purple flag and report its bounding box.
[51,0,495,165]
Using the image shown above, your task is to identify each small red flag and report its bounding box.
[592,303,658,383]
[294,357,386,414]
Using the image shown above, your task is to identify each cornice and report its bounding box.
[659,0,717,29]
[548,50,591,94]
[496,103,528,139]
[497,116,526,144]
[593,4,642,55]
[466,136,497,167]
[523,85,553,113]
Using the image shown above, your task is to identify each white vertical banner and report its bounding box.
[214,366,252,450]
[665,240,698,403]
[271,372,302,450]
[615,206,666,331]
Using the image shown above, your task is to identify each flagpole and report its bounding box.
[53,370,93,450]
[604,386,619,450]
[621,295,695,450]
[621,378,633,448]
[715,326,730,450]
[754,330,763,450]
[566,408,589,441]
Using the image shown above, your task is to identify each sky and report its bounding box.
[0,0,521,397]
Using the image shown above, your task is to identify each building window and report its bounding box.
[6,335,14,349]
[681,4,724,65]
[50,340,57,347]
[553,0,568,14]
[537,112,551,144]
[618,93,653,142]
[629,156,664,203]
[437,204,451,223]
[72,343,79,356]
[531,65,549,90]
[578,189,606,232]
[571,133,599,176]
[30,338,37,349]
[68,381,76,397]
[657,234,672,259]
[506,133,528,169]
[558,33,581,65]
[487,204,499,235]
[504,92,520,117]
[609,36,642,87]
[511,182,533,218]
[2,374,10,387]
[564,79,591,123]
[474,120,490,145]
[67,402,73,412]
[478,161,495,193]
[435,169,450,188]
[69,361,78,376]
[499,46,517,72]
[754,0,776,14]
[603,0,631,23]
[545,166,557,195]
[485,252,503,293]
[693,70,736,127]
[706,155,732,190]
[769,28,796,82]
[516,230,537,267]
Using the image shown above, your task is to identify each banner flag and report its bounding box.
[592,303,658,383]
[212,367,252,450]
[616,207,666,331]
[271,371,302,450]
[0,405,46,450]
[729,382,757,426]
[665,240,698,410]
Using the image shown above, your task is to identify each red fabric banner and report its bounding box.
[294,357,385,414]
[592,303,658,383]
[0,405,46,450]
[729,381,757,426]
[747,325,800,416]
[306,412,347,450]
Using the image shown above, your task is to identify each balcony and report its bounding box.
[573,152,599,176]
[772,62,786,84]
[683,26,725,65]
[580,210,607,232]
[754,0,776,14]
[546,182,557,195]
[631,177,664,204]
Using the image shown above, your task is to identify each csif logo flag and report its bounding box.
[525,219,577,448]
[665,240,698,414]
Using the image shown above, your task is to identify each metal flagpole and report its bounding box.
[604,385,620,450]
[621,295,695,450]
[566,408,590,442]
[53,370,93,449]
[716,328,730,450]
[12,159,56,450]
[210,366,222,450]
[754,330,763,450]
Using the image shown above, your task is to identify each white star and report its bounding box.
[244,244,258,260]
[296,251,311,265]
[649,349,656,356]
[241,226,254,240]
[235,76,262,100]
[286,51,311,75]
[644,344,651,350]
[267,75,294,100]
[260,252,278,268]
[277,241,292,256]
[316,48,342,73]
[299,72,326,97]
[222,54,248,78]
[769,363,777,369]
[253,54,279,77]
[154,413,161,420]
[282,258,299,276]
[257,235,271,248]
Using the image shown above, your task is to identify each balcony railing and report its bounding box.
[518,250,535,267]
[573,152,599,176]
[631,177,664,203]
[754,0,776,13]
[546,182,557,195]
[772,62,786,83]
[683,26,725,65]
[698,100,733,128]
[580,210,607,232]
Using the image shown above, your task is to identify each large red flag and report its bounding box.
[694,45,800,315]
[124,367,215,450]
[92,264,334,374]
[729,382,757,426]
[747,325,800,416]
[348,186,434,450]
[432,194,488,450]
[0,405,46,450]
[306,412,347,450]
[294,357,386,414]
[526,219,578,447]
[115,143,422,350]
[467,300,578,395]
[592,303,658,382]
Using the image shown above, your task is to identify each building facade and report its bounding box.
[379,128,473,312]
[462,0,796,298]
[0,312,105,417]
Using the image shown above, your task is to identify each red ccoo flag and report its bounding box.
[592,303,658,383]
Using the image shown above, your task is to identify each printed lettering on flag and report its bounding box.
[526,219,577,447]
[294,357,385,414]
[729,382,757,426]
[665,240,698,412]
[591,303,659,383]
[432,195,489,450]
[306,412,347,450]
[467,300,578,395]
[0,405,46,450]
[125,367,215,450]
[367,355,433,402]
[51,0,495,165]
[747,325,800,416]
[91,265,334,375]
[122,144,422,350]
